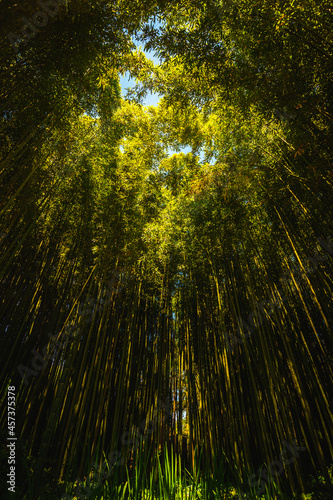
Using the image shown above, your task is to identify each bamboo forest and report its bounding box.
[0,1,333,499]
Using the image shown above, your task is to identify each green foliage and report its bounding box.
[0,1,332,499]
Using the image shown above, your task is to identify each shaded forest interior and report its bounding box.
[0,0,333,498]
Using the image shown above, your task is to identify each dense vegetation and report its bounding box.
[0,1,332,498]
